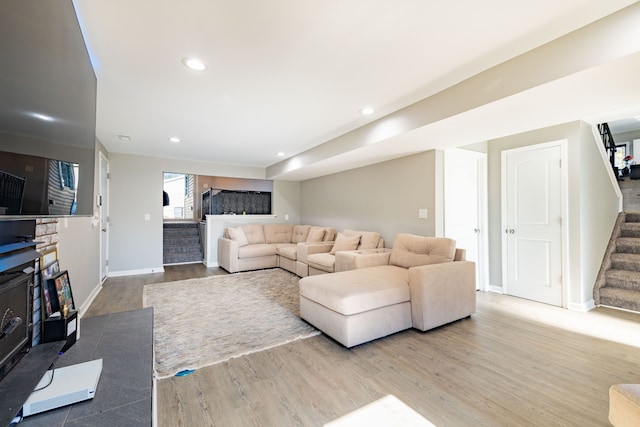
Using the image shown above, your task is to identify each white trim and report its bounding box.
[204,260,219,268]
[488,285,504,294]
[78,282,103,319]
[108,267,165,277]
[568,299,596,312]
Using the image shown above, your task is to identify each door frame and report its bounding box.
[98,151,110,283]
[500,139,569,307]
[443,148,489,291]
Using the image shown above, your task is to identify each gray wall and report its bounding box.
[108,153,301,274]
[300,150,439,246]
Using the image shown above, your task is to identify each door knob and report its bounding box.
[474,228,480,233]
[102,228,107,232]
[505,228,515,234]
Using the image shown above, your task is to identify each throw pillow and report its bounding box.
[330,232,361,255]
[307,226,326,242]
[227,226,249,247]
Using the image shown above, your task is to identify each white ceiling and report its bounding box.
[72,0,640,180]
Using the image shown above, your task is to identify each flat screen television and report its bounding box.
[0,0,97,216]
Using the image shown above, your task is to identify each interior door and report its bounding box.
[99,152,109,283]
[502,143,563,306]
[444,148,487,290]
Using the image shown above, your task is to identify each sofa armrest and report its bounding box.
[408,261,476,331]
[297,241,335,264]
[335,249,392,272]
[454,248,466,261]
[218,238,240,273]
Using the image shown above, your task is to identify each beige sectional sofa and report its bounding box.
[299,233,476,347]
[218,223,335,274]
[299,229,385,277]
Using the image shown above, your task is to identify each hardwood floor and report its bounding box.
[84,265,640,426]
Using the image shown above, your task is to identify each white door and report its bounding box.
[99,152,109,283]
[444,149,488,290]
[502,142,564,306]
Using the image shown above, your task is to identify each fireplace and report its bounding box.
[0,220,38,382]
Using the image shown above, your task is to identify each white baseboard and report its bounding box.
[108,267,165,277]
[488,285,504,294]
[568,299,596,312]
[78,282,103,320]
[204,260,219,268]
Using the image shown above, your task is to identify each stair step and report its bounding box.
[599,287,640,312]
[625,212,640,223]
[620,222,640,238]
[164,228,199,237]
[163,236,201,245]
[610,253,640,272]
[605,269,640,291]
[615,237,640,254]
[163,222,200,229]
[163,252,202,264]
[163,244,201,255]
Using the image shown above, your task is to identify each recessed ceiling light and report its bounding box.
[117,134,131,141]
[277,152,285,157]
[169,137,181,143]
[31,112,54,122]
[360,107,374,115]
[181,57,208,71]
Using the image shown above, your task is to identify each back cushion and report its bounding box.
[241,224,267,244]
[323,227,336,242]
[345,229,380,250]
[292,225,311,243]
[226,226,249,247]
[264,223,294,243]
[389,234,456,268]
[306,226,325,242]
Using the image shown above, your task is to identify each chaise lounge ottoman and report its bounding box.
[299,233,476,347]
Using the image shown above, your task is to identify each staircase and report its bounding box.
[595,212,640,312]
[163,222,203,265]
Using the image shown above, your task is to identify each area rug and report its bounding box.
[142,269,319,379]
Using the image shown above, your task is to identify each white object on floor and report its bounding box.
[22,359,103,416]
[324,394,435,427]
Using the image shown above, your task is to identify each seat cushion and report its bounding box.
[276,243,297,260]
[306,252,335,272]
[299,265,410,315]
[238,244,276,259]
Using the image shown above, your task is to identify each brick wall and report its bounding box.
[35,218,58,253]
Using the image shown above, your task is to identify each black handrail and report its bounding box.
[598,123,616,172]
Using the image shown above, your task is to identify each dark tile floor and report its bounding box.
[19,308,153,427]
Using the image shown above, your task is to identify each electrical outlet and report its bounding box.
[418,208,428,219]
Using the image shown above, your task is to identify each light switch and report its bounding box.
[418,209,428,219]
[144,213,150,221]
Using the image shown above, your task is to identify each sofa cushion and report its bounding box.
[227,226,249,247]
[330,232,361,255]
[276,243,298,260]
[306,252,336,272]
[345,229,380,250]
[389,234,456,269]
[307,226,326,242]
[242,224,267,244]
[264,223,294,243]
[323,227,336,242]
[238,244,276,259]
[292,225,311,243]
[299,265,410,315]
